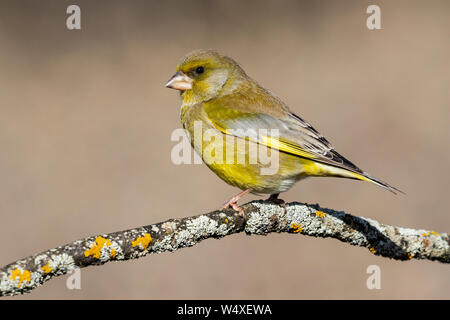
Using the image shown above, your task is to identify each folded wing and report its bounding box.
[203,91,401,194]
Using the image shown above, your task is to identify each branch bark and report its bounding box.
[1,200,449,297]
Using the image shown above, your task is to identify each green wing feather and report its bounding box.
[203,89,402,194]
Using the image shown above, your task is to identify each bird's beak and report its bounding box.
[165,71,193,91]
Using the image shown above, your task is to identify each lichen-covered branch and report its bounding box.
[1,200,449,297]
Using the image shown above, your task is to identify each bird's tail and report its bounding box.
[315,162,404,194]
[348,171,404,195]
[302,158,404,194]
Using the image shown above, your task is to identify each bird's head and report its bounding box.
[166,49,246,105]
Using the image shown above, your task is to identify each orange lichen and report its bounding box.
[110,249,117,258]
[225,218,229,224]
[422,231,440,237]
[84,236,112,259]
[407,253,413,260]
[41,262,52,274]
[315,211,325,218]
[132,233,152,250]
[9,269,31,288]
[369,247,376,254]
[291,223,303,233]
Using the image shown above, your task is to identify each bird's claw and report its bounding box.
[221,201,245,217]
[220,189,251,218]
[267,194,287,213]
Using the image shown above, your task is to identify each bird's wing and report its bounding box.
[203,91,364,174]
[203,89,402,194]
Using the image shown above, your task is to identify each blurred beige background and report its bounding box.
[0,0,449,299]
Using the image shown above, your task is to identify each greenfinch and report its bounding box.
[166,49,401,213]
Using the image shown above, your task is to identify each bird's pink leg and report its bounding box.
[221,189,251,216]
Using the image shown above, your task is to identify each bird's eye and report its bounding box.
[195,66,205,74]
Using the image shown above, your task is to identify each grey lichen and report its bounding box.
[1,200,449,297]
[246,202,285,234]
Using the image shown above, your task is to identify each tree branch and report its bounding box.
[1,200,449,297]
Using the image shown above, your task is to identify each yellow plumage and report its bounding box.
[166,49,401,211]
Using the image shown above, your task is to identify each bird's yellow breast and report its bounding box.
[181,103,314,194]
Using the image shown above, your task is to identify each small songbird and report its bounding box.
[166,49,401,214]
